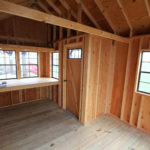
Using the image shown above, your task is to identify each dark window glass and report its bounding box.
[52,52,59,79]
[20,52,38,78]
[68,48,82,59]
[0,50,17,79]
[137,51,150,94]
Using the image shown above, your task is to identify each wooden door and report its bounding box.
[66,49,82,118]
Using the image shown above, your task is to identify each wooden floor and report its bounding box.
[0,100,150,150]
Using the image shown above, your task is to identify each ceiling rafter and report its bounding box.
[77,3,82,35]
[46,0,63,17]
[38,1,51,14]
[116,0,133,37]
[95,0,116,34]
[0,0,129,43]
[75,0,101,29]
[59,0,77,19]
[144,0,150,17]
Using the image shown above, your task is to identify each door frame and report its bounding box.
[63,41,84,122]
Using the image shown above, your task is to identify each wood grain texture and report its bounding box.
[66,59,82,117]
[110,41,128,118]
[0,100,150,150]
[121,38,140,122]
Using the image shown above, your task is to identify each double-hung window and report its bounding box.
[20,52,38,78]
[52,52,59,79]
[137,51,150,95]
[0,50,17,80]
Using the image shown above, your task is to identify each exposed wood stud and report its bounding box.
[53,25,57,42]
[59,27,63,40]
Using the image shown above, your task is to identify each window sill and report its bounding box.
[0,77,59,92]
[135,91,150,97]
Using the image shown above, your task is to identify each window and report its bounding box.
[52,52,59,79]
[68,48,82,59]
[20,52,38,78]
[0,50,17,80]
[137,51,150,95]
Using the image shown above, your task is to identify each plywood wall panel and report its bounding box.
[110,42,128,118]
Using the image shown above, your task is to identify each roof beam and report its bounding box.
[77,3,82,35]
[38,1,51,14]
[95,0,116,34]
[0,0,129,43]
[144,0,150,17]
[46,0,62,16]
[59,0,77,19]
[75,0,101,29]
[116,0,133,37]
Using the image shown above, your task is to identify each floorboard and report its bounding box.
[0,100,150,150]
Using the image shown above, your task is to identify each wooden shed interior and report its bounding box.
[0,0,150,149]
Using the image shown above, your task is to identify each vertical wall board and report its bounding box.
[121,38,140,122]
[80,35,91,124]
[105,41,116,113]
[53,85,58,104]
[96,38,112,117]
[137,96,150,131]
[141,37,150,49]
[22,89,26,102]
[11,91,20,104]
[110,41,128,118]
[25,88,39,101]
[86,35,101,122]
[58,41,63,107]
[0,16,47,46]
[40,87,48,99]
[0,92,11,107]
[130,93,142,126]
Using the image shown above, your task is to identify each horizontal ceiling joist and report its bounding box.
[0,0,129,43]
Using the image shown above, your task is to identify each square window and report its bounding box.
[20,51,38,78]
[0,50,17,80]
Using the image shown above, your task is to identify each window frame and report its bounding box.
[51,52,59,79]
[136,49,150,96]
[0,50,17,80]
[20,51,39,79]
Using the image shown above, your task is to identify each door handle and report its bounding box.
[64,80,67,82]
